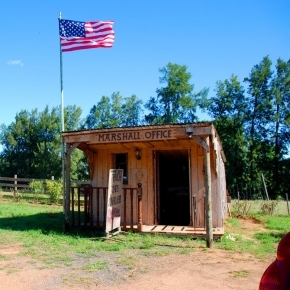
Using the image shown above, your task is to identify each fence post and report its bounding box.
[286,193,289,215]
[14,174,17,197]
[261,174,269,201]
[51,176,54,181]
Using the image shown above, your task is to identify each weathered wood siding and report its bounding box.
[64,123,227,229]
[89,148,155,225]
[87,140,226,227]
[191,144,206,227]
[213,136,227,226]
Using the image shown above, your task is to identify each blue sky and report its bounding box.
[1,0,289,128]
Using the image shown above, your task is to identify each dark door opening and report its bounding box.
[158,150,190,226]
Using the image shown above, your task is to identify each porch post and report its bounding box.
[137,183,143,231]
[64,144,71,232]
[204,135,213,248]
[64,142,80,232]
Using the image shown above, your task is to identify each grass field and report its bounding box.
[1,197,289,289]
[0,198,290,262]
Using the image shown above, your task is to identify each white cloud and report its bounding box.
[7,60,24,67]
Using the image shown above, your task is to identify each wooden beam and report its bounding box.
[175,126,212,136]
[67,142,80,155]
[191,136,209,152]
[78,142,98,153]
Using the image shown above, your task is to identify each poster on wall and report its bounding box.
[105,169,123,235]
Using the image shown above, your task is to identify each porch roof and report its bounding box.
[62,122,225,157]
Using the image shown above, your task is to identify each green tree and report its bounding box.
[121,94,143,126]
[244,56,274,192]
[0,105,84,179]
[145,63,208,124]
[63,105,83,131]
[207,57,290,198]
[84,92,143,129]
[270,58,290,195]
[85,98,109,129]
[207,75,248,189]
[70,149,90,181]
[61,105,89,180]
[84,93,121,129]
[0,109,39,177]
[33,106,61,178]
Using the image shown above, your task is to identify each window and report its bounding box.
[114,153,128,184]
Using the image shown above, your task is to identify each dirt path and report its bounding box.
[0,243,273,290]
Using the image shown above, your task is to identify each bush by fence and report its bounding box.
[29,179,63,204]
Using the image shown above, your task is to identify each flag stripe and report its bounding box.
[59,19,115,52]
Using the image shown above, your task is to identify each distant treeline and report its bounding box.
[0,57,289,198]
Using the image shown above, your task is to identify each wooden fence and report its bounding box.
[0,175,91,193]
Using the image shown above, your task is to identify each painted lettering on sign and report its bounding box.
[98,131,141,142]
[109,194,122,206]
[144,130,172,139]
[105,169,123,234]
[97,129,172,143]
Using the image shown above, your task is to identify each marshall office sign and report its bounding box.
[93,129,174,143]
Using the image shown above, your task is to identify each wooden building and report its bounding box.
[62,122,227,238]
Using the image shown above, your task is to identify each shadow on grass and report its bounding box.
[0,212,106,239]
[254,231,287,243]
[1,194,66,205]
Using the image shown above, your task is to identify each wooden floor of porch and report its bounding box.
[123,224,224,238]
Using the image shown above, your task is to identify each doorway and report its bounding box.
[157,150,190,225]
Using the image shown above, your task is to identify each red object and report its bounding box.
[259,261,279,290]
[259,232,290,290]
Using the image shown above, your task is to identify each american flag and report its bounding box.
[59,19,114,52]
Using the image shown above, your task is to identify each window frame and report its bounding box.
[113,153,128,184]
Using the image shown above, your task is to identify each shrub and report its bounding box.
[232,200,252,217]
[46,180,62,204]
[29,180,44,202]
[260,200,278,215]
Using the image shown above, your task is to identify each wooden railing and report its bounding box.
[70,184,143,232]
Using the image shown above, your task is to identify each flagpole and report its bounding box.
[59,12,65,135]
[59,12,66,225]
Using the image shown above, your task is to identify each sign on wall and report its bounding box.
[105,169,123,235]
[96,129,173,143]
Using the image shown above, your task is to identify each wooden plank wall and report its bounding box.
[142,148,155,225]
[213,137,227,226]
[191,144,198,227]
[90,148,155,225]
[88,139,226,228]
[210,143,219,228]
[190,141,225,228]
[190,144,206,228]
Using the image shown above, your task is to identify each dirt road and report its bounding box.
[0,243,272,290]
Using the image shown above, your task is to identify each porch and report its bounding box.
[69,186,224,238]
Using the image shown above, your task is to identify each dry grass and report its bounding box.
[229,199,290,216]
